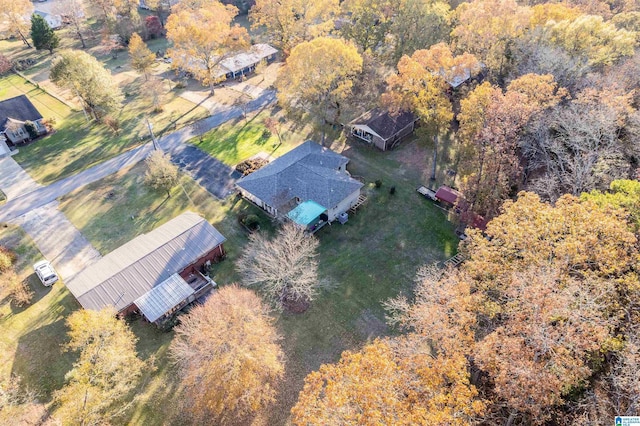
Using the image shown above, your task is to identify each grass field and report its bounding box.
[2,35,207,185]
[192,109,334,166]
[52,136,459,424]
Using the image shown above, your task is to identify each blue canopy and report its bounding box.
[287,200,327,226]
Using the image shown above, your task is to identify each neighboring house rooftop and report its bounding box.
[65,212,226,313]
[236,141,363,210]
[0,95,43,131]
[351,109,417,141]
[218,43,278,76]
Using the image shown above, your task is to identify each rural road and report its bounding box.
[0,89,276,223]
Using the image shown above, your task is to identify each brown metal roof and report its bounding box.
[65,212,225,312]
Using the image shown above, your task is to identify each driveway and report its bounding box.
[0,157,42,200]
[10,201,101,280]
[170,144,237,199]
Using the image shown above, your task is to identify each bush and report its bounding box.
[236,158,269,176]
[375,179,383,188]
[0,247,15,273]
[23,121,38,139]
[389,186,396,195]
[103,116,121,134]
[262,129,272,140]
[243,214,260,231]
[2,270,33,307]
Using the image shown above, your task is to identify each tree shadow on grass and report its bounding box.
[10,291,78,401]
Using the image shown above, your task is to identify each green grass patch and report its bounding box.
[192,109,318,166]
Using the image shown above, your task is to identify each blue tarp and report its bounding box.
[287,200,327,226]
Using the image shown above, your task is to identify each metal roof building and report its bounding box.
[65,212,226,320]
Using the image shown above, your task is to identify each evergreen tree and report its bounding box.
[30,14,59,53]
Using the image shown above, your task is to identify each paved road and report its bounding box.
[10,202,102,279]
[0,89,276,223]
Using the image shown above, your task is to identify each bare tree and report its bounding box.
[522,96,627,199]
[54,0,87,48]
[171,285,285,424]
[237,222,319,312]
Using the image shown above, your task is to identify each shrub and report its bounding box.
[375,179,383,188]
[23,121,38,139]
[236,158,269,176]
[389,186,396,195]
[262,129,272,140]
[103,116,121,134]
[2,270,33,307]
[0,247,15,273]
[243,214,260,231]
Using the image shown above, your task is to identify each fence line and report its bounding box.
[12,70,78,111]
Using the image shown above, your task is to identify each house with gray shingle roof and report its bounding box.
[236,141,363,228]
[349,109,418,151]
[65,212,226,325]
[0,95,47,145]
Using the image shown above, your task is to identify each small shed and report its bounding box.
[434,186,463,206]
[350,109,418,151]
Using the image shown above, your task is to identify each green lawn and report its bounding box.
[192,109,321,166]
[54,136,459,424]
[0,225,77,401]
[2,71,208,185]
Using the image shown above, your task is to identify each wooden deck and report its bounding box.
[349,194,368,214]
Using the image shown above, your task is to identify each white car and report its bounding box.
[33,260,59,287]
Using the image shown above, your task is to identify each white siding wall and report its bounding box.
[328,189,361,221]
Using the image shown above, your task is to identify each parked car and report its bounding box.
[33,260,59,287]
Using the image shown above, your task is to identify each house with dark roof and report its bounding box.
[236,141,364,230]
[65,212,226,325]
[349,109,419,151]
[0,95,47,145]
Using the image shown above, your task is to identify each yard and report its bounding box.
[54,136,458,424]
[192,108,333,166]
[2,36,208,185]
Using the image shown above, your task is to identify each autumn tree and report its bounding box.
[388,0,452,62]
[30,14,60,54]
[171,285,284,424]
[250,0,339,53]
[51,50,123,120]
[452,0,532,78]
[292,337,484,425]
[144,150,179,197]
[457,74,565,218]
[459,191,639,422]
[167,0,249,95]
[340,0,395,53]
[544,14,636,67]
[275,37,363,144]
[384,43,482,179]
[54,0,88,49]
[143,0,170,27]
[237,222,319,311]
[582,179,640,230]
[0,0,33,48]
[53,308,146,425]
[129,33,155,79]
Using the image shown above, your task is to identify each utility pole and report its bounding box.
[146,117,159,151]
